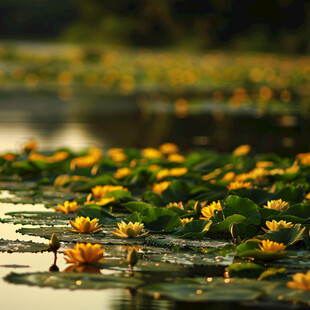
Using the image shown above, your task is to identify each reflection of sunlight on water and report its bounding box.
[0,190,119,310]
[0,252,117,310]
[0,122,104,153]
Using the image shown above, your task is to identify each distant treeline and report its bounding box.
[0,0,309,53]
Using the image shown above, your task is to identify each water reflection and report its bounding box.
[0,89,309,156]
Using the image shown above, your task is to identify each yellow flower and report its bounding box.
[181,217,194,226]
[156,169,170,180]
[262,220,294,232]
[222,171,235,181]
[169,167,188,177]
[166,202,184,209]
[142,148,162,159]
[297,153,310,165]
[97,197,115,205]
[69,216,102,233]
[200,201,222,220]
[50,151,69,162]
[107,148,124,157]
[263,199,289,211]
[64,243,104,265]
[258,239,287,253]
[111,152,127,162]
[268,169,284,175]
[285,164,299,174]
[227,181,252,190]
[168,153,185,163]
[159,143,179,154]
[54,174,71,187]
[1,153,16,161]
[23,140,37,153]
[91,185,128,199]
[232,144,251,156]
[111,221,149,238]
[53,201,80,213]
[114,167,131,179]
[306,192,310,200]
[28,153,46,161]
[152,181,171,194]
[287,270,310,291]
[70,147,102,169]
[256,161,274,168]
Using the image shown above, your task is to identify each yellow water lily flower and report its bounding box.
[111,221,149,238]
[70,147,102,169]
[107,148,124,157]
[114,167,131,179]
[159,143,179,154]
[85,197,115,206]
[227,181,252,190]
[232,144,251,156]
[166,202,184,209]
[91,185,128,199]
[156,169,170,180]
[168,153,185,163]
[181,217,194,226]
[152,181,171,194]
[54,174,71,187]
[256,161,274,168]
[169,167,188,177]
[258,239,287,253]
[1,153,16,161]
[287,270,310,291]
[263,199,289,211]
[262,220,294,232]
[69,216,102,233]
[64,243,104,265]
[141,148,162,159]
[306,192,310,200]
[200,201,222,220]
[111,152,127,162]
[22,140,38,153]
[53,201,80,214]
[222,171,235,181]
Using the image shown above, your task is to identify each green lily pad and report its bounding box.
[17,227,145,245]
[224,195,261,225]
[263,224,306,246]
[5,272,143,290]
[1,211,75,226]
[237,241,287,261]
[139,278,277,302]
[0,239,47,252]
[145,234,231,249]
[226,263,265,277]
[172,220,212,239]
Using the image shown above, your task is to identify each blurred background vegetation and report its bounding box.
[0,0,309,53]
[0,0,309,155]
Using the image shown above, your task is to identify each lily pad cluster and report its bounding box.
[2,142,310,307]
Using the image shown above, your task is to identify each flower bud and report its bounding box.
[127,249,138,267]
[49,233,60,252]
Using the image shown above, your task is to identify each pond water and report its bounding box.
[1,86,310,309]
[0,88,309,156]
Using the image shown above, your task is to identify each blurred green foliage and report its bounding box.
[0,0,309,53]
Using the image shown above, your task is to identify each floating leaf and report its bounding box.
[5,272,143,290]
[172,220,212,239]
[224,195,261,225]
